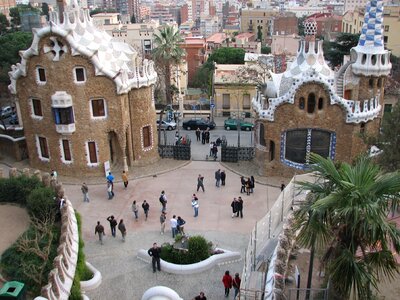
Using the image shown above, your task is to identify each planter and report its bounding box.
[137,248,241,275]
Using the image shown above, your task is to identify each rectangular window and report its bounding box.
[32,99,43,116]
[38,136,49,159]
[37,68,46,82]
[62,139,72,161]
[222,94,230,109]
[53,107,74,124]
[384,104,392,113]
[142,126,151,148]
[384,36,388,43]
[88,141,98,163]
[75,68,85,82]
[91,99,106,117]
[243,94,251,109]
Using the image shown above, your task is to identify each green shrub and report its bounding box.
[160,235,212,264]
[26,187,57,221]
[0,223,61,296]
[188,236,210,263]
[0,175,43,205]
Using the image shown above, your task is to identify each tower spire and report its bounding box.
[351,0,391,76]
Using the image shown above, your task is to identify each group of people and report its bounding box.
[94,215,126,244]
[195,127,211,144]
[215,169,227,187]
[131,200,150,221]
[222,270,241,298]
[230,197,244,218]
[240,176,255,195]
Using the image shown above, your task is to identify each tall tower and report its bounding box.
[351,0,391,77]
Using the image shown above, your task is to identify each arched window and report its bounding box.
[369,78,374,88]
[307,93,316,113]
[318,98,324,110]
[360,122,365,134]
[299,97,305,110]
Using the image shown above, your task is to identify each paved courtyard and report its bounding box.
[62,160,281,299]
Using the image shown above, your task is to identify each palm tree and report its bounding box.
[152,26,185,104]
[294,153,400,299]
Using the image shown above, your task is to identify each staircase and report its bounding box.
[335,60,353,97]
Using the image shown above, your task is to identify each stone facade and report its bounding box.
[9,4,159,176]
[253,4,390,177]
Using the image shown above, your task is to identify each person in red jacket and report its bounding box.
[222,270,233,297]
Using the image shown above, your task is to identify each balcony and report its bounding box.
[55,123,76,134]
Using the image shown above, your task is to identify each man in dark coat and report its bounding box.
[148,242,162,272]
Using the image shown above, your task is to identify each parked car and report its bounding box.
[9,113,19,125]
[0,106,13,118]
[156,119,177,131]
[224,118,254,131]
[182,118,216,130]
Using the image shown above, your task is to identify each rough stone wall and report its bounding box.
[128,86,159,167]
[256,82,379,177]
[15,34,157,176]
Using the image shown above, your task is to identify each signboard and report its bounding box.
[210,104,215,108]
[104,160,110,178]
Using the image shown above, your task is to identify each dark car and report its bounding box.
[182,118,216,130]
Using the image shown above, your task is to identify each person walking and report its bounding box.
[160,211,167,235]
[177,216,186,235]
[132,200,139,220]
[106,215,117,237]
[106,172,115,196]
[209,142,214,156]
[196,128,201,141]
[148,242,161,273]
[170,215,178,238]
[121,170,129,188]
[205,129,210,143]
[220,170,226,186]
[232,273,241,299]
[142,200,150,220]
[280,182,286,192]
[192,195,199,217]
[231,198,238,218]
[215,169,221,187]
[94,221,105,245]
[193,292,207,300]
[197,174,205,192]
[237,197,243,218]
[245,178,251,196]
[81,182,90,202]
[159,191,167,212]
[118,219,126,242]
[107,181,113,199]
[222,270,233,297]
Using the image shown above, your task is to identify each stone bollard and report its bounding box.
[33,170,42,182]
[22,168,30,177]
[9,168,18,178]
[42,173,51,187]
[0,168,3,178]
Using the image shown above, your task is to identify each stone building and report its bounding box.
[8,1,158,176]
[252,0,391,177]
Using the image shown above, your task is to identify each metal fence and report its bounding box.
[287,285,329,300]
[241,173,315,300]
[221,143,255,162]
[158,143,191,160]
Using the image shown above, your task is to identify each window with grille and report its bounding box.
[88,141,98,163]
[74,67,86,82]
[142,126,151,148]
[91,99,106,117]
[32,99,43,116]
[62,139,72,161]
[38,136,49,159]
[37,67,46,83]
[283,129,334,169]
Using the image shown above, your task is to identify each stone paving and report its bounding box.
[0,153,288,299]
